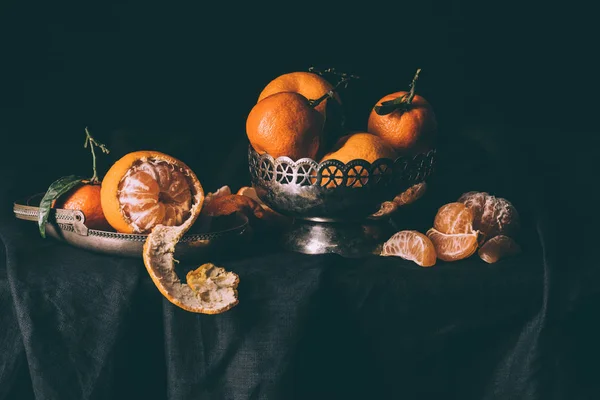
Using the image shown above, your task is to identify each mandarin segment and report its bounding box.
[433,202,475,234]
[381,230,437,267]
[478,235,521,264]
[426,228,479,262]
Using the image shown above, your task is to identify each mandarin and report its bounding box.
[367,70,437,155]
[257,71,341,117]
[55,183,111,230]
[457,191,520,239]
[246,92,326,160]
[319,132,396,187]
[101,150,203,234]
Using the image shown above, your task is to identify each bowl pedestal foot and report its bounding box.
[281,218,397,258]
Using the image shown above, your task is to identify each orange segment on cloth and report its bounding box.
[381,230,437,267]
[433,202,475,235]
[478,235,521,264]
[426,228,480,262]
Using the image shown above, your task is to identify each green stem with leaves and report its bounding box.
[374,68,422,116]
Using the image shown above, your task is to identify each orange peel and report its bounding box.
[393,181,427,207]
[104,151,241,314]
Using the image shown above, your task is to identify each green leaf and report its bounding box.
[38,175,83,238]
[374,96,410,116]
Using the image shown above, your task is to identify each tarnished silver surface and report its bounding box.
[282,218,397,258]
[13,194,250,260]
[248,145,436,257]
[248,145,436,220]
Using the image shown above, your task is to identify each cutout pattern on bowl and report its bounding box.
[249,146,435,189]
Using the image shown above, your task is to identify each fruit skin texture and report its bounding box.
[55,183,111,231]
[101,150,203,234]
[246,92,324,160]
[367,91,437,155]
[457,191,520,239]
[320,132,397,163]
[257,71,341,117]
[141,168,234,314]
[318,132,397,188]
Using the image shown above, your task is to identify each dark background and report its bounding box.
[1,0,596,196]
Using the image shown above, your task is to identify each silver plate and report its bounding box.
[13,194,250,260]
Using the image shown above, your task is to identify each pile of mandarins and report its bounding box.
[381,192,522,266]
[245,69,437,169]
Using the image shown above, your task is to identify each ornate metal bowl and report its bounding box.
[248,145,436,221]
[13,194,250,260]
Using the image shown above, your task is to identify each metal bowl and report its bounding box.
[13,194,250,260]
[248,145,436,221]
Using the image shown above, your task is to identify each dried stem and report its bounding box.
[404,68,421,105]
[307,67,360,109]
[84,127,110,183]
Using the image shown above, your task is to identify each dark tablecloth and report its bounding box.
[0,216,543,400]
[1,181,595,400]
